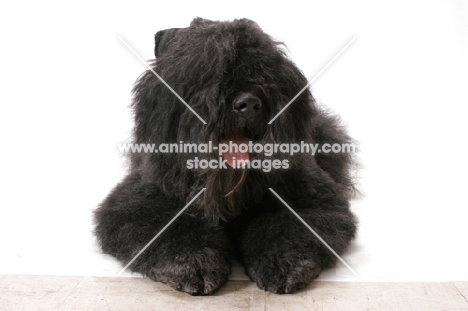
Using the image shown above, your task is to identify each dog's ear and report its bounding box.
[154,28,181,58]
[190,17,214,26]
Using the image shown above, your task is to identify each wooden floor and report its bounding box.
[1,275,468,310]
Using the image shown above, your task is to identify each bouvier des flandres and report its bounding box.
[94,17,357,295]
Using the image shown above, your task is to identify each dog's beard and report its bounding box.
[192,168,249,222]
[183,118,275,222]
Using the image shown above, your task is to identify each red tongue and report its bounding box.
[220,128,250,168]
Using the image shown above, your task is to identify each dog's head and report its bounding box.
[131,18,317,221]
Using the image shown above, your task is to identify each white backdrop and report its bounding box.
[0,0,467,281]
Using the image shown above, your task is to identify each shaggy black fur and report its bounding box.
[94,18,357,295]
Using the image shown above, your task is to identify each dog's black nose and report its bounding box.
[232,93,262,118]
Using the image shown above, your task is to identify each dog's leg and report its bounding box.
[94,173,232,295]
[238,170,357,294]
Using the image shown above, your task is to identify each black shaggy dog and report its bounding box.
[94,18,357,295]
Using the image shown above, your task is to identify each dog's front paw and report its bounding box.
[246,254,321,294]
[147,248,231,295]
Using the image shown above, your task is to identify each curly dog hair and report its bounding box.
[94,17,357,295]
